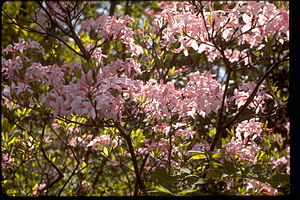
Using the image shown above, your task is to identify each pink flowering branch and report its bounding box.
[1,1,289,195]
[210,53,289,151]
[37,1,91,61]
[3,17,83,59]
[46,122,81,196]
[223,53,289,129]
[39,120,63,195]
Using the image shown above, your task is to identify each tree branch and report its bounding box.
[210,67,232,151]
[222,53,290,131]
[114,121,146,195]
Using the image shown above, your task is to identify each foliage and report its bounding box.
[1,1,289,196]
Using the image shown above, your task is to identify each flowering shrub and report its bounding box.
[1,1,290,196]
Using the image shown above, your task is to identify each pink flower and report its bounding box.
[12,81,32,96]
[43,136,52,143]
[232,82,270,114]
[49,96,64,117]
[32,183,47,196]
[182,71,223,118]
[90,47,108,65]
[13,39,28,53]
[225,139,258,164]
[192,140,210,152]
[235,119,263,143]
[245,178,278,195]
[2,56,23,78]
[284,121,290,134]
[2,44,13,54]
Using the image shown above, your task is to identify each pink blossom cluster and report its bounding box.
[225,139,258,164]
[2,39,45,78]
[231,81,271,114]
[235,118,264,143]
[182,71,224,118]
[79,14,133,41]
[152,122,196,140]
[245,177,278,195]
[2,55,23,78]
[31,2,87,30]
[26,62,65,87]
[1,1,290,196]
[156,1,288,62]
[130,79,182,120]
[174,126,197,140]
[191,140,211,152]
[2,39,44,55]
[136,138,183,172]
[1,153,12,179]
[233,1,289,45]
[270,156,290,175]
[37,62,130,120]
[225,119,263,164]
[70,134,117,151]
[10,81,33,97]
[79,14,143,57]
[84,45,108,66]
[32,183,47,196]
[284,121,290,134]
[131,71,223,120]
[2,41,146,121]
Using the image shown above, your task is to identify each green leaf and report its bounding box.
[136,128,141,135]
[180,168,191,174]
[207,13,212,24]
[149,58,154,69]
[193,154,206,160]
[188,150,205,154]
[8,128,18,142]
[24,130,28,142]
[194,178,205,185]
[159,50,164,58]
[136,128,145,145]
[209,127,216,137]
[156,185,173,195]
[143,18,148,29]
[103,147,109,157]
[224,160,235,175]
[271,174,290,186]
[155,36,161,43]
[177,187,198,195]
[226,127,235,137]
[168,66,176,75]
[144,48,148,55]
[82,161,87,173]
[212,161,222,168]
[151,168,175,187]
[5,131,9,142]
[258,151,266,161]
[140,94,148,104]
[184,175,198,185]
[211,152,224,159]
[8,137,16,146]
